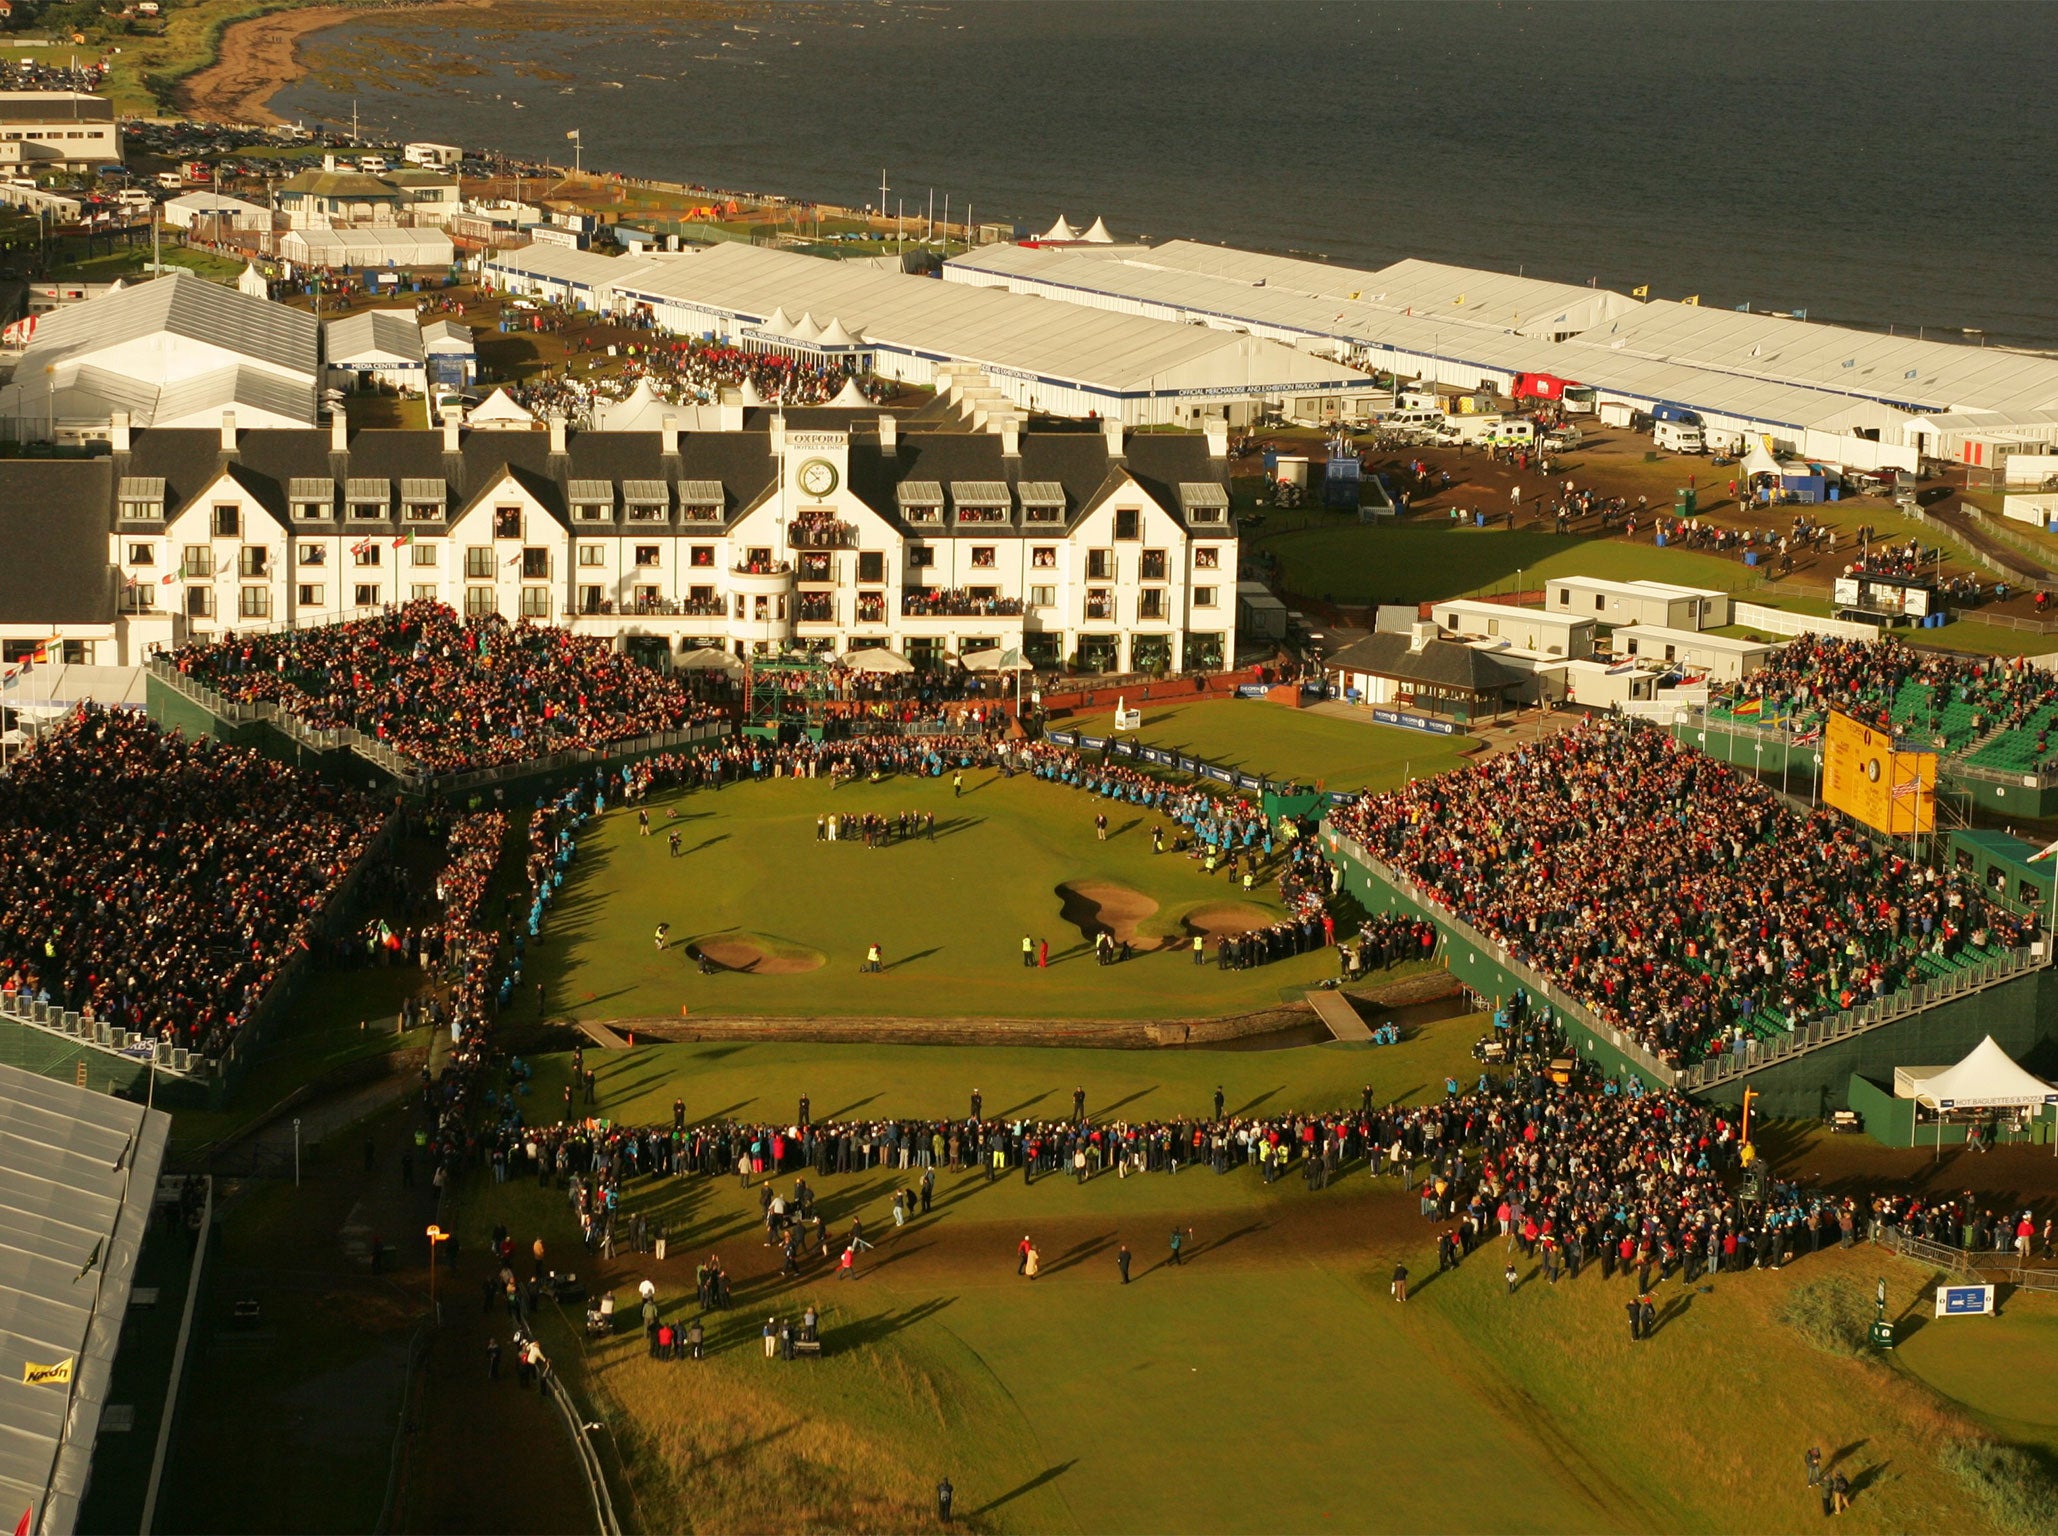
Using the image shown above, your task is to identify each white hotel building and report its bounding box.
[3,410,1238,677]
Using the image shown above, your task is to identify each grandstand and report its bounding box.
[1701,634,2058,815]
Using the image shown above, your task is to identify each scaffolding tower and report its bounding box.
[743,652,836,741]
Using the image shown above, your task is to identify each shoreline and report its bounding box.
[178,0,490,126]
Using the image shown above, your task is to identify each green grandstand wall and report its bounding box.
[1328,843,1668,1091]
[1676,716,2058,818]
[1695,970,2056,1120]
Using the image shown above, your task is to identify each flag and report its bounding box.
[1631,285,1649,298]
[14,1503,31,1536]
[1452,293,1465,307]
[566,129,582,141]
[1682,295,1701,307]
[160,572,176,585]
[1732,698,1763,717]
[1734,302,1750,312]
[75,1237,101,1282]
[2031,837,2058,864]
[505,551,522,566]
[20,1359,70,1387]
[1792,309,1807,321]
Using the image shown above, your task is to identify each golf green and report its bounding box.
[534,767,1361,1024]
[1055,698,1477,791]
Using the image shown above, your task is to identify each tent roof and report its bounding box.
[1741,442,1783,478]
[1037,215,1079,242]
[1916,1035,2058,1109]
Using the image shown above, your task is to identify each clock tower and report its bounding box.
[780,430,852,511]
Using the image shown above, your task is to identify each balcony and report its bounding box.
[902,588,1025,619]
[729,560,794,599]
[788,518,859,550]
[1085,596,1116,621]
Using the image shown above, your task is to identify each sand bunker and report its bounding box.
[693,938,824,975]
[1056,881,1161,946]
[1182,901,1274,938]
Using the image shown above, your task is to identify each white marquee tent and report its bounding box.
[1904,1036,2058,1111]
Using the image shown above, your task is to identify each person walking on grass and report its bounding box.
[952,770,964,798]
[1169,1227,1189,1266]
[1022,934,1035,968]
[1018,1234,1032,1276]
[1391,1262,1408,1303]
[1805,1446,1822,1489]
[1117,1243,1131,1283]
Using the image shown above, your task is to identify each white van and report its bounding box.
[1484,420,1536,448]
[1654,419,1705,454]
[1381,408,1446,434]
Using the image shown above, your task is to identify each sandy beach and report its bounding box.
[178,0,489,125]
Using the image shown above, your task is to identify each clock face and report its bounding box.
[798,458,839,497]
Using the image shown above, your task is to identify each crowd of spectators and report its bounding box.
[1721,634,2058,749]
[502,333,887,422]
[900,588,1026,618]
[167,601,724,776]
[0,707,378,1058]
[1328,718,2036,1068]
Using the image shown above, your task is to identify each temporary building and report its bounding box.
[1079,217,1116,244]
[465,387,536,429]
[1036,215,1079,243]
[1898,1036,2058,1111]
[604,241,1377,424]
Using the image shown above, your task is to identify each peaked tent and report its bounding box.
[829,376,870,408]
[1080,216,1116,244]
[466,387,535,428]
[1741,441,1783,480]
[1913,1035,2058,1110]
[1036,215,1079,243]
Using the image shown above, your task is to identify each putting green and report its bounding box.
[1056,698,1478,791]
[535,768,1367,1024]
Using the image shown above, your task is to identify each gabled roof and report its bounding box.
[1325,631,1524,693]
[0,1063,169,1536]
[0,461,114,624]
[326,308,425,364]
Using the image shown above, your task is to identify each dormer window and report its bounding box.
[401,478,446,522]
[951,481,1010,525]
[897,481,944,526]
[117,476,165,522]
[493,505,522,540]
[1018,481,1065,525]
[623,479,670,524]
[569,480,613,522]
[678,480,724,524]
[1178,483,1229,525]
[345,478,390,521]
[289,477,333,521]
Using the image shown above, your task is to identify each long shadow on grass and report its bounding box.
[882,947,942,972]
[822,1094,880,1119]
[1041,1233,1117,1275]
[971,1460,1077,1517]
[1095,1087,1157,1118]
[1229,1089,1283,1118]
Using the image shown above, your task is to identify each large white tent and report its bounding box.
[1905,1036,2058,1111]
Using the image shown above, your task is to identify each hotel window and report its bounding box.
[354,583,382,607]
[410,543,439,568]
[464,587,496,617]
[60,640,92,666]
[127,544,154,567]
[1085,589,1114,620]
[1031,546,1056,568]
[300,543,327,567]
[521,547,551,580]
[520,587,551,619]
[354,544,382,568]
[465,546,494,579]
[1140,589,1166,621]
[182,545,211,578]
[634,545,660,568]
[578,585,603,615]
[493,506,522,540]
[240,586,271,618]
[1029,585,1055,608]
[1194,586,1217,608]
[185,587,213,618]
[578,544,606,567]
[857,551,885,584]
[122,586,156,614]
[298,584,326,608]
[1194,547,1220,570]
[212,504,239,538]
[410,583,438,602]
[573,501,610,522]
[1086,549,1113,581]
[970,546,996,568]
[1140,549,1167,580]
[907,546,934,570]
[239,547,269,578]
[1114,507,1140,540]
[690,545,715,568]
[745,546,772,569]
[856,592,885,624]
[348,501,385,522]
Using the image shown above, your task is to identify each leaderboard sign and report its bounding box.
[1823,710,1936,836]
